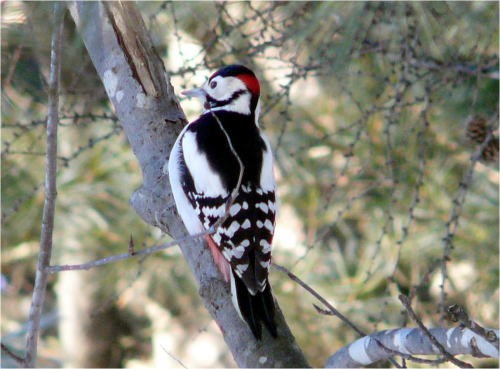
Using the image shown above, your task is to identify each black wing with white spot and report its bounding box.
[211,184,275,294]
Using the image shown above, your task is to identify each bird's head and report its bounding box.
[182,64,261,117]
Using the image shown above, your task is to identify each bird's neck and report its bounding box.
[205,95,261,126]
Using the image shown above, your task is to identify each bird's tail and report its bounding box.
[230,269,278,339]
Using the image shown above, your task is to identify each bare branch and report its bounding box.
[160,344,188,369]
[273,263,402,368]
[273,263,366,337]
[357,37,499,80]
[24,4,64,367]
[447,304,499,352]
[326,326,500,368]
[399,295,473,368]
[46,230,208,273]
[316,304,441,367]
[439,120,499,319]
[407,58,500,80]
[1,343,25,367]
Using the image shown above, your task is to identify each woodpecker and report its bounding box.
[168,65,278,339]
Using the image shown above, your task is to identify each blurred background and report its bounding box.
[1,1,498,367]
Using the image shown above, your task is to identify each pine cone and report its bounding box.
[465,115,499,165]
[466,116,488,143]
[481,138,499,164]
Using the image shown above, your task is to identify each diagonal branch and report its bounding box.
[1,343,25,367]
[439,121,498,320]
[325,326,499,368]
[273,263,366,337]
[273,263,402,368]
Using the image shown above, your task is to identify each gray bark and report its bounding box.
[67,2,309,367]
[326,327,500,368]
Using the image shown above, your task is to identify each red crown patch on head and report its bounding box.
[237,73,260,97]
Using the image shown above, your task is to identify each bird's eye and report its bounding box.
[210,81,217,89]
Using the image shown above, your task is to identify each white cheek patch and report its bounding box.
[211,76,247,101]
[182,131,229,197]
[206,76,252,115]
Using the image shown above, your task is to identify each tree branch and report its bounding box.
[23,4,64,367]
[439,123,498,320]
[447,304,499,352]
[46,232,205,273]
[325,326,500,368]
[273,263,402,368]
[1,343,25,367]
[273,263,366,337]
[400,295,473,368]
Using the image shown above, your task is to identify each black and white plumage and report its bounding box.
[167,65,278,339]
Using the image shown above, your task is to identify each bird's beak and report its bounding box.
[181,87,205,98]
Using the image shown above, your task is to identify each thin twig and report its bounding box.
[24,4,64,367]
[439,120,498,320]
[399,295,473,368]
[408,57,499,80]
[1,343,26,367]
[272,263,366,337]
[128,234,136,255]
[160,344,189,369]
[46,230,209,273]
[273,263,402,368]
